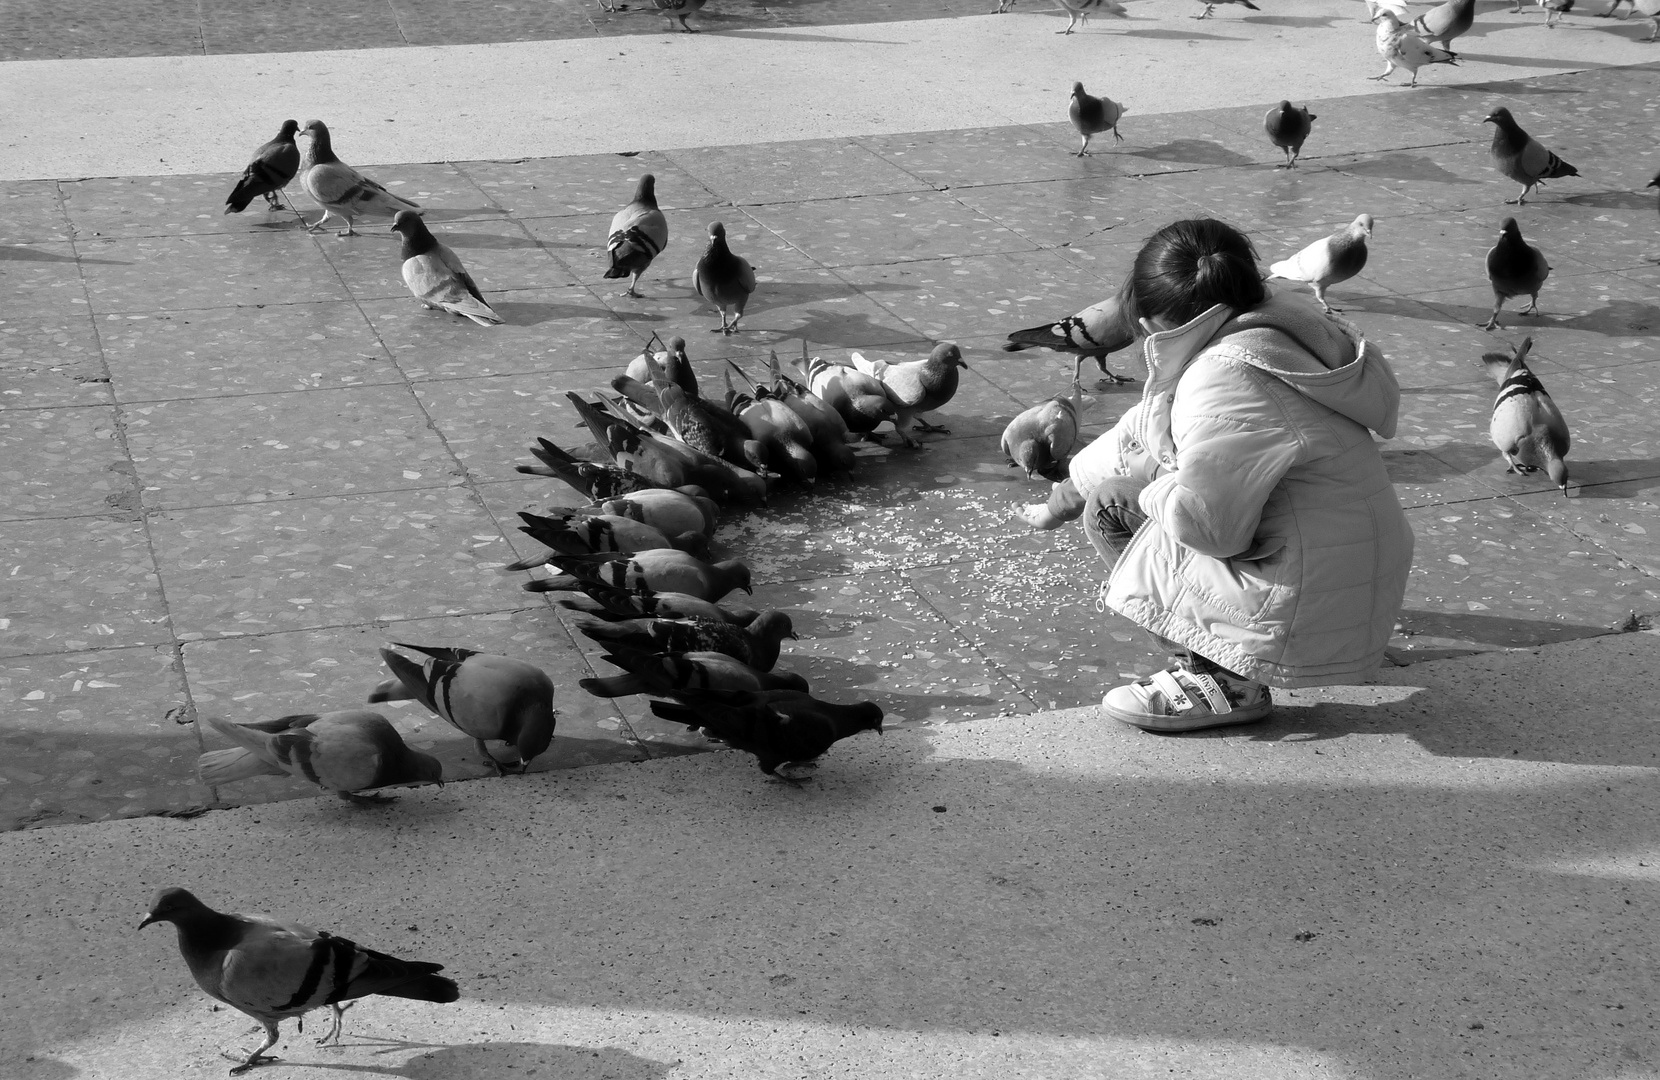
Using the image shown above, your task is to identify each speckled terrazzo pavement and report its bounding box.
[4,58,1660,830]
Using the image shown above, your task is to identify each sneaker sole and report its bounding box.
[1100,698,1274,733]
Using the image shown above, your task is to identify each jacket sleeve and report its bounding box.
[1136,364,1303,560]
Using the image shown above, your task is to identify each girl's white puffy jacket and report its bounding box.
[1070,291,1415,687]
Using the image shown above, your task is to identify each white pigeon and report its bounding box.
[1267,214,1374,313]
[1370,13,1459,87]
[389,211,503,326]
[1537,0,1574,24]
[1364,0,1412,21]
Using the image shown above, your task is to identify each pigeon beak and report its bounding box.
[137,913,157,930]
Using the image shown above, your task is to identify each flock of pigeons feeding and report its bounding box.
[139,0,1655,1071]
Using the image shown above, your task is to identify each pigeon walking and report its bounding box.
[140,888,458,1075]
[1483,106,1579,205]
[846,342,968,448]
[1370,14,1458,86]
[1267,214,1373,313]
[1483,217,1550,331]
[1263,101,1316,168]
[1411,0,1475,47]
[1478,336,1569,493]
[368,644,557,775]
[223,120,300,215]
[196,710,443,804]
[390,211,502,326]
[579,645,809,698]
[296,120,420,236]
[1537,0,1575,24]
[1194,0,1260,17]
[1003,295,1136,387]
[694,222,756,334]
[604,174,669,297]
[572,610,797,671]
[1048,0,1130,34]
[1068,82,1125,156]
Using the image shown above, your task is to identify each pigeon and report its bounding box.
[612,361,763,471]
[805,354,898,435]
[1002,384,1085,483]
[554,580,761,625]
[727,363,820,485]
[1484,106,1580,205]
[1651,169,1660,260]
[1068,82,1125,156]
[573,488,719,541]
[1045,0,1130,35]
[625,335,699,398]
[1537,0,1574,24]
[1483,217,1550,331]
[528,549,753,601]
[572,610,798,671]
[1411,0,1475,47]
[693,222,756,334]
[1370,14,1458,87]
[1478,336,1570,494]
[196,710,443,804]
[505,509,707,567]
[368,644,556,775]
[648,689,883,781]
[389,211,502,326]
[1267,214,1374,313]
[604,174,669,297]
[1600,0,1660,40]
[1263,101,1316,169]
[1194,0,1260,17]
[295,120,421,237]
[1003,295,1136,388]
[569,392,769,504]
[847,342,968,449]
[766,348,858,475]
[1365,0,1412,20]
[223,120,300,215]
[579,645,809,698]
[140,888,458,1075]
[516,436,701,501]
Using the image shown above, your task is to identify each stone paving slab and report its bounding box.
[4,62,1660,829]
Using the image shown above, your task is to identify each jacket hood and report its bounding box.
[1208,290,1400,438]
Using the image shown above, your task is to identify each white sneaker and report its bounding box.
[1102,662,1272,732]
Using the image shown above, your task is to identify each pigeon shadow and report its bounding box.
[1452,56,1601,72]
[1560,189,1654,210]
[432,231,545,251]
[295,1039,674,1079]
[1124,140,1256,167]
[1402,297,1660,337]
[418,207,510,223]
[1393,607,1617,650]
[1243,14,1345,26]
[1333,152,1482,185]
[1115,27,1245,39]
[715,28,907,44]
[768,309,932,351]
[0,244,128,266]
[1563,457,1660,498]
[488,300,629,327]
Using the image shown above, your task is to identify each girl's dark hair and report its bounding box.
[1121,218,1265,329]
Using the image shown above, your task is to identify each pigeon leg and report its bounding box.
[1112,124,1124,143]
[226,1021,282,1074]
[1481,298,1505,331]
[625,270,644,298]
[1076,134,1091,157]
[338,789,397,806]
[678,13,697,31]
[336,218,358,238]
[914,417,951,434]
[474,738,515,777]
[775,760,819,783]
[1506,184,1532,206]
[316,1001,357,1046]
[1192,3,1215,16]
[1521,295,1541,316]
[1310,284,1335,313]
[1368,62,1395,81]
